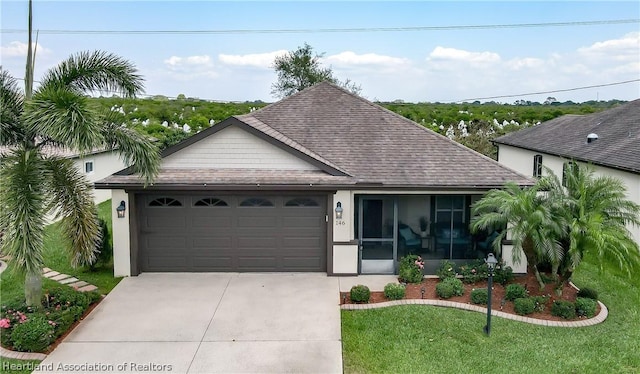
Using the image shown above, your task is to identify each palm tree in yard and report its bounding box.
[470,182,566,290]
[540,163,640,281]
[0,1,159,306]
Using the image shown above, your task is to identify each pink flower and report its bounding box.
[0,318,11,329]
[471,269,476,274]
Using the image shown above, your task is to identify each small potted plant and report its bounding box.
[419,217,429,237]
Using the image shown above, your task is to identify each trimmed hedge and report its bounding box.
[514,297,536,315]
[470,288,488,305]
[505,284,528,301]
[436,278,464,299]
[383,283,406,300]
[551,300,576,319]
[350,285,371,303]
[575,297,597,318]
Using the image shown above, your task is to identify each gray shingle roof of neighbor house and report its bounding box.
[97,82,533,189]
[494,99,640,174]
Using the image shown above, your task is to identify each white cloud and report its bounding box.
[0,41,51,58]
[578,32,639,57]
[218,50,288,68]
[506,57,545,71]
[325,51,409,67]
[164,55,212,66]
[428,47,501,64]
[162,54,216,79]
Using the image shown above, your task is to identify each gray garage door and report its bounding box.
[138,194,327,272]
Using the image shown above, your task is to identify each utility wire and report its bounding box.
[455,79,640,103]
[2,19,638,35]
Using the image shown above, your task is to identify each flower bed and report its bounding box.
[0,286,101,352]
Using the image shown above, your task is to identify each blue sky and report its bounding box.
[1,1,639,102]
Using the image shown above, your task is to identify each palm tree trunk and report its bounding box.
[25,271,42,307]
[532,264,545,291]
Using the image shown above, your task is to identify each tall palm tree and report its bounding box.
[540,163,640,280]
[470,182,566,290]
[0,4,159,306]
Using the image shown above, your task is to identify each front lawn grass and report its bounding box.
[1,200,122,299]
[341,253,640,374]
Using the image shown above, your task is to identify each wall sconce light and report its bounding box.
[116,201,126,219]
[335,202,343,220]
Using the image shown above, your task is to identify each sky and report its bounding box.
[1,1,639,103]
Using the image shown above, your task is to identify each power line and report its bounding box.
[455,79,640,103]
[2,19,638,35]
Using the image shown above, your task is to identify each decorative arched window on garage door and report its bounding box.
[284,198,319,207]
[239,197,274,207]
[148,197,182,207]
[193,197,229,207]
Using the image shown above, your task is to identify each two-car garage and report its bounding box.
[135,193,328,273]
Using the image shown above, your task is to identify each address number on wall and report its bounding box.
[335,220,346,226]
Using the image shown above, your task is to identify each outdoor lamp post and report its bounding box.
[484,253,498,336]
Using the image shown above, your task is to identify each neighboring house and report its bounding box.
[494,99,640,249]
[96,82,532,277]
[0,146,126,206]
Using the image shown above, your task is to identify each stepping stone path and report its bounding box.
[42,267,98,292]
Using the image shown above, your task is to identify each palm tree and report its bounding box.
[0,3,159,306]
[540,163,640,280]
[470,182,566,290]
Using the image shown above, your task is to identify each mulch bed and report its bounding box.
[341,272,599,322]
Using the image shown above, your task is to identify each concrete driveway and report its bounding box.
[37,273,342,374]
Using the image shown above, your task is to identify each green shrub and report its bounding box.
[458,260,488,284]
[577,287,598,300]
[10,315,55,352]
[531,295,550,312]
[45,286,91,310]
[505,284,528,301]
[350,285,371,303]
[575,297,597,318]
[470,288,488,305]
[514,297,536,315]
[383,283,406,300]
[436,278,464,299]
[494,265,514,285]
[90,218,113,269]
[551,300,576,319]
[436,260,457,280]
[398,255,424,284]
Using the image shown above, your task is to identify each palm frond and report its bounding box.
[44,156,100,267]
[0,147,48,275]
[37,51,144,97]
[0,68,25,145]
[23,86,104,152]
[102,119,160,184]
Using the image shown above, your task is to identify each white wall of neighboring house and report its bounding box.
[74,151,128,204]
[498,144,640,248]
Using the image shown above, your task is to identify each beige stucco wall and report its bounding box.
[332,190,358,274]
[163,126,318,170]
[498,144,640,257]
[111,189,131,277]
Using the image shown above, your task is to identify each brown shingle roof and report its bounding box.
[237,82,532,188]
[98,82,533,189]
[494,99,640,174]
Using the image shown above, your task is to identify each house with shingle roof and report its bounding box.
[494,99,640,246]
[97,82,532,277]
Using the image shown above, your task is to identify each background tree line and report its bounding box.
[91,95,624,158]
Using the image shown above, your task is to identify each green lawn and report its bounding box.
[342,253,640,374]
[0,358,41,374]
[1,200,122,300]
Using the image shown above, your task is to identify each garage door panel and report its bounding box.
[282,216,322,228]
[191,216,233,229]
[145,256,189,270]
[191,256,234,270]
[282,237,323,248]
[139,194,326,272]
[146,215,186,229]
[192,236,233,248]
[237,216,278,228]
[281,257,323,270]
